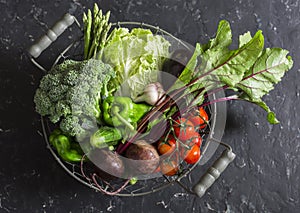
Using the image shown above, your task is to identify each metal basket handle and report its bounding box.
[193,147,236,198]
[28,13,76,58]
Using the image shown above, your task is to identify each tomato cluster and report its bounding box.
[156,107,209,176]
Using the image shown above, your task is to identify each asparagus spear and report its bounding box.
[83,3,111,60]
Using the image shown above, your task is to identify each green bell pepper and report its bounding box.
[49,129,83,162]
[102,96,150,130]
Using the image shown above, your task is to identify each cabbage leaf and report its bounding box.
[102,28,170,99]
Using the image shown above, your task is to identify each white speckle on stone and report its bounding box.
[156,200,168,208]
[107,200,115,212]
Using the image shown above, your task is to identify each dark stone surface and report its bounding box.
[0,0,299,212]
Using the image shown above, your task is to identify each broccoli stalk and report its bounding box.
[34,59,115,139]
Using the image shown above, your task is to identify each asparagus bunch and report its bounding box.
[83,3,111,60]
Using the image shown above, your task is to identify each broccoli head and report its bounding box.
[34,59,115,138]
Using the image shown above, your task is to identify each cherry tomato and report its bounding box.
[198,107,209,129]
[160,160,179,176]
[188,115,202,127]
[173,118,196,141]
[188,107,209,129]
[182,145,201,164]
[190,132,202,147]
[157,135,176,155]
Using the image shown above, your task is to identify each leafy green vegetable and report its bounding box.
[101,27,170,99]
[34,59,115,137]
[237,47,293,123]
[175,20,293,124]
[239,31,252,47]
[199,29,264,88]
[171,43,202,90]
[200,20,232,53]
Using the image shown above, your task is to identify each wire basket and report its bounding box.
[28,13,235,197]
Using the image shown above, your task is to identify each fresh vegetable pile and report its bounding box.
[34,4,293,194]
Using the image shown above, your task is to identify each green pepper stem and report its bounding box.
[112,106,135,131]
